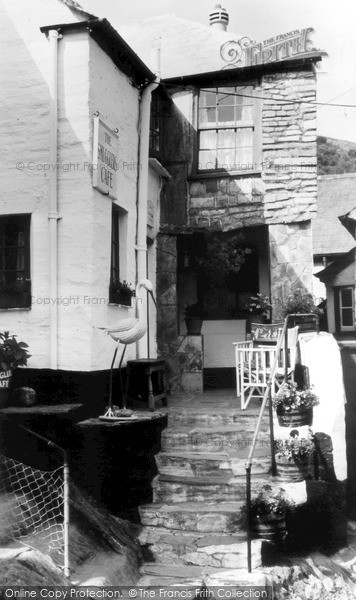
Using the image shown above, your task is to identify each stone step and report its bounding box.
[137,563,232,587]
[139,501,243,533]
[152,473,272,503]
[161,426,270,454]
[167,408,268,428]
[139,527,262,569]
[156,451,271,478]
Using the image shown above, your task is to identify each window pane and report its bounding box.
[341,288,353,307]
[200,90,216,106]
[0,215,31,309]
[199,107,216,124]
[236,128,253,146]
[235,146,254,164]
[217,148,235,169]
[199,130,217,150]
[236,104,254,121]
[217,129,235,148]
[217,105,235,124]
[198,150,216,170]
[341,308,354,327]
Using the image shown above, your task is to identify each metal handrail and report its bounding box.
[245,312,320,571]
[0,413,70,578]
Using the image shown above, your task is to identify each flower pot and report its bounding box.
[250,512,286,541]
[276,454,313,482]
[276,406,313,427]
[0,369,12,407]
[185,317,203,335]
[288,315,318,332]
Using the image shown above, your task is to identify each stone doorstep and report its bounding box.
[155,451,271,478]
[137,564,268,589]
[139,501,243,533]
[166,410,269,427]
[151,473,275,503]
[139,529,262,569]
[161,426,270,454]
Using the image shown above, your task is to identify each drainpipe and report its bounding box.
[136,43,161,358]
[48,30,61,369]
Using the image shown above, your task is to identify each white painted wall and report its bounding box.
[0,0,160,373]
[0,0,87,368]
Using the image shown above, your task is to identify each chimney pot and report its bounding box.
[209,4,229,31]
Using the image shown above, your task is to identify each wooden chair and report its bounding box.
[234,324,298,410]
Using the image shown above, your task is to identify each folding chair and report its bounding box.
[234,324,298,410]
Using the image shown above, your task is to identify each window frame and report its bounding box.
[0,214,31,310]
[194,82,261,175]
[335,285,355,333]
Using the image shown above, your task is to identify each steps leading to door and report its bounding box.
[137,398,274,585]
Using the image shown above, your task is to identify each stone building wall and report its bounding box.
[187,66,317,233]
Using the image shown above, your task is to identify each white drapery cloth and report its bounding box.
[298,332,347,481]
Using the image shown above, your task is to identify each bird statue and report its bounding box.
[97,279,156,420]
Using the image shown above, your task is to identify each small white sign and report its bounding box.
[92,117,118,199]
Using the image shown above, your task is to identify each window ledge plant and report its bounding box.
[109,279,135,307]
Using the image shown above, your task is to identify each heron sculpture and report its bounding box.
[98,278,156,420]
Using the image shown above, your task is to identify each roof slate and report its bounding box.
[313,173,356,256]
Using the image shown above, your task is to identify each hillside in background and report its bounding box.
[318,136,356,175]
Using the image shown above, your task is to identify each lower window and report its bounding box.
[335,286,355,332]
[0,215,31,309]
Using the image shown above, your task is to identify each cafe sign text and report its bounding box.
[92,117,118,199]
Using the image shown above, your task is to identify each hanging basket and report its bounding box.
[0,369,13,408]
[276,406,313,427]
[276,454,313,482]
[250,512,286,541]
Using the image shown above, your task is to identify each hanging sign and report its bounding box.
[92,117,118,199]
[220,28,317,69]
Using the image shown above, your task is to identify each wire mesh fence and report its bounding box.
[0,416,70,576]
[0,453,64,551]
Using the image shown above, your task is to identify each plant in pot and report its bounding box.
[272,381,319,427]
[246,293,272,330]
[0,331,31,407]
[184,302,203,335]
[281,289,322,331]
[274,429,315,482]
[109,279,135,307]
[239,484,294,541]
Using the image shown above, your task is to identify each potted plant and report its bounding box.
[272,382,319,427]
[0,331,31,407]
[239,484,294,541]
[246,293,272,329]
[184,302,203,335]
[281,290,322,331]
[274,429,314,482]
[109,279,135,307]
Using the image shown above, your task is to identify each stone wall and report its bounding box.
[262,70,317,224]
[269,221,314,318]
[186,66,317,232]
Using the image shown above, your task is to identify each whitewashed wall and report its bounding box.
[0,0,86,368]
[0,0,159,373]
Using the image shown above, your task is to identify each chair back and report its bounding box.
[251,323,283,345]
